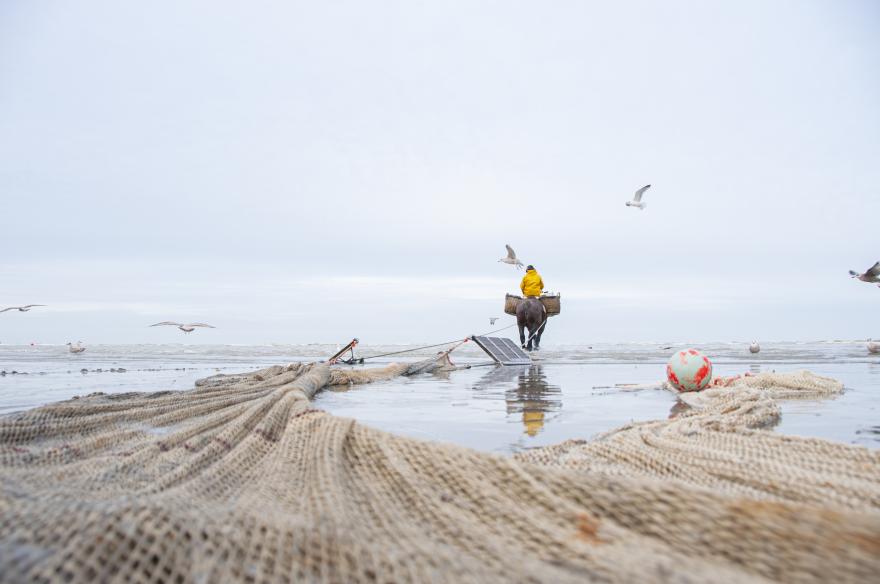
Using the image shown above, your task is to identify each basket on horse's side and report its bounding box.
[541,294,561,316]
[504,294,521,316]
[505,293,561,316]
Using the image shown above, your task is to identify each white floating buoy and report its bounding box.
[868,341,880,355]
[749,341,760,354]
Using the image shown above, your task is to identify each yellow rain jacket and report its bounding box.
[520,269,544,297]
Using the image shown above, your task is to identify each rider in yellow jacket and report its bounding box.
[520,265,544,298]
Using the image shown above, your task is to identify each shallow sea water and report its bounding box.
[1,341,877,454]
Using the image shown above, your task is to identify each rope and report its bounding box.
[478,323,518,337]
[360,340,471,361]
[439,338,470,357]
[525,319,547,344]
[359,323,518,361]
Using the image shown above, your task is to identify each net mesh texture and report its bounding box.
[1,360,878,583]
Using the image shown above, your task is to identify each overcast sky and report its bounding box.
[1,0,878,345]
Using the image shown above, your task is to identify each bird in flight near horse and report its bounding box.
[499,244,524,269]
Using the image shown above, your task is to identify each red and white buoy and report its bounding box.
[666,349,713,392]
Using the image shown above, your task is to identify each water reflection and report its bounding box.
[499,366,562,437]
[855,425,880,443]
[668,400,691,419]
[472,365,527,389]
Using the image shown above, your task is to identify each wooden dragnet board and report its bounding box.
[471,336,532,366]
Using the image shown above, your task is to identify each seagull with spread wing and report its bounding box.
[498,244,524,269]
[0,304,46,313]
[626,184,651,210]
[150,322,216,333]
[849,261,880,288]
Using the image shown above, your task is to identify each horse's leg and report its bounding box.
[526,327,533,351]
[519,325,526,349]
[534,320,545,350]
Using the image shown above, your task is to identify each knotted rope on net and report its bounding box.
[0,361,878,583]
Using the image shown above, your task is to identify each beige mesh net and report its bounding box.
[1,360,878,583]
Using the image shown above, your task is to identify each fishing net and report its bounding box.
[1,360,878,583]
[518,371,878,509]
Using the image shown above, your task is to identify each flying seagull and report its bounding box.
[0,304,46,313]
[489,317,499,325]
[498,244,524,269]
[849,261,880,287]
[150,322,216,333]
[626,184,651,210]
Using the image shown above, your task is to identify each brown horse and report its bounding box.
[516,298,547,351]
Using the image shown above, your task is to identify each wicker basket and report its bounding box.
[540,294,561,316]
[504,294,521,316]
[506,293,561,316]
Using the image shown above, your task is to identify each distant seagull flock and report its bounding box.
[849,261,880,288]
[150,322,216,334]
[499,244,524,269]
[1,304,45,313]
[626,184,651,210]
